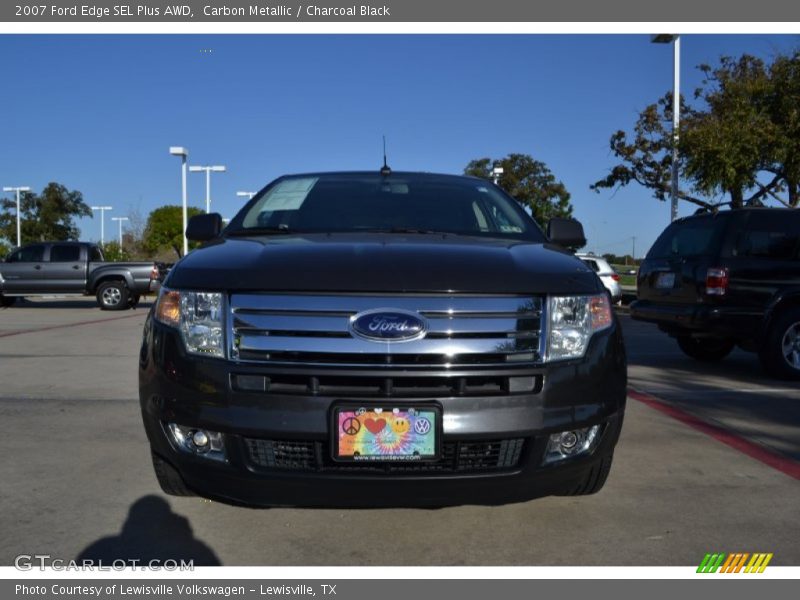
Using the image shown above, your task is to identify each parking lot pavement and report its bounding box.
[1,299,798,566]
[622,314,800,464]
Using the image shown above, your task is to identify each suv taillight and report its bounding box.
[150,265,160,281]
[611,273,620,282]
[705,267,729,296]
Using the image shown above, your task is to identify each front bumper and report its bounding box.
[138,315,627,507]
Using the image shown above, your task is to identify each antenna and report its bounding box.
[380,135,391,176]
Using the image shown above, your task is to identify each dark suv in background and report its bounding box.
[632,208,800,379]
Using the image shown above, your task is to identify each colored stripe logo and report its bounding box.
[697,553,773,573]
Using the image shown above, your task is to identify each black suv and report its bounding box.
[139,171,627,507]
[632,208,800,379]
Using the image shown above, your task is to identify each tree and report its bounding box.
[0,241,9,259]
[464,153,573,223]
[590,93,714,210]
[100,241,131,262]
[142,205,203,259]
[0,183,92,245]
[683,55,777,208]
[761,51,800,207]
[592,51,800,210]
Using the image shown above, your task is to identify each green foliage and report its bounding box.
[683,55,776,207]
[0,183,92,244]
[464,153,573,224]
[100,241,131,262]
[593,51,800,209]
[590,93,712,209]
[0,241,9,259]
[142,205,203,259]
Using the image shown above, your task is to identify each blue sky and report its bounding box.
[1,34,797,256]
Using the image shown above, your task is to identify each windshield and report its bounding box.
[229,173,545,241]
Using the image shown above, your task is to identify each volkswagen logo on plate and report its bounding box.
[350,309,428,342]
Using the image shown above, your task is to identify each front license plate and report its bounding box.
[655,272,676,289]
[333,405,440,462]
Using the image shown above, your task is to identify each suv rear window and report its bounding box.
[734,212,800,260]
[580,258,600,272]
[647,216,726,259]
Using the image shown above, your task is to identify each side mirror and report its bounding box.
[186,213,222,242]
[547,218,586,249]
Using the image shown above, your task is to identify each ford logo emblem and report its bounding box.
[350,309,428,342]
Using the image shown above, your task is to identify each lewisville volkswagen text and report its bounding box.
[138,171,627,507]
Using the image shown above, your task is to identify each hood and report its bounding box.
[166,233,601,295]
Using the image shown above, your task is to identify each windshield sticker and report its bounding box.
[262,177,318,211]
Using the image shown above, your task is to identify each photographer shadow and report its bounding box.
[77,495,221,566]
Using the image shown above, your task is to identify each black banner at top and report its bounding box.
[3,0,800,22]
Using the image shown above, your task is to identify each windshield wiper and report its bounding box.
[358,227,452,235]
[226,226,298,236]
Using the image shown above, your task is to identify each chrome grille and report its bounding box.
[229,294,545,368]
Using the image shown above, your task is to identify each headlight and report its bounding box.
[155,288,225,358]
[546,294,612,361]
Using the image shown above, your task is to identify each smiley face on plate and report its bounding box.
[391,417,410,434]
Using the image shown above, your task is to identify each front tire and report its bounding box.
[560,454,613,496]
[151,451,195,497]
[676,335,735,362]
[759,307,800,380]
[96,280,129,311]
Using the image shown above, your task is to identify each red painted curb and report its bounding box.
[628,388,800,481]
[0,311,145,339]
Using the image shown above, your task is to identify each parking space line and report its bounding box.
[0,312,145,339]
[628,387,800,481]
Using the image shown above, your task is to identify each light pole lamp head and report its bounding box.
[4,186,31,192]
[169,146,188,157]
[188,166,204,172]
[651,34,678,44]
[210,165,226,173]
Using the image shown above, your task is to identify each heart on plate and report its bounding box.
[364,418,386,435]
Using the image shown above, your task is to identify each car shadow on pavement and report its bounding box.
[77,495,221,566]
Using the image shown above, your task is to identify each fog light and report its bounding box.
[559,431,579,450]
[167,423,226,461]
[543,425,601,464]
[192,430,209,449]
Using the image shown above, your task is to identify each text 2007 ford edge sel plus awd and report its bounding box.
[139,171,627,507]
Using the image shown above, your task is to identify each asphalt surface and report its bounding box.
[1,297,798,566]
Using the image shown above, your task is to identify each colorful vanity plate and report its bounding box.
[334,405,440,461]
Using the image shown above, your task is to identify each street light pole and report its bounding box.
[169,147,189,257]
[671,36,681,223]
[652,34,681,222]
[90,205,113,246]
[111,217,129,247]
[189,165,226,213]
[2,186,31,248]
